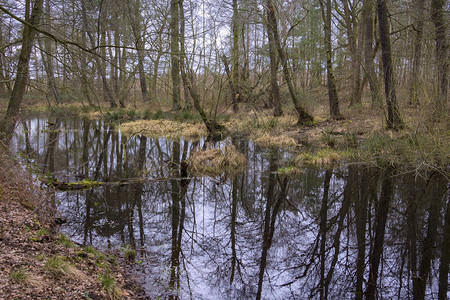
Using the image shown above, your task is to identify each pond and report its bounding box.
[11,116,449,299]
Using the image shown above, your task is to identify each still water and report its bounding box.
[11,116,449,299]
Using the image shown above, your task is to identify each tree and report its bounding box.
[265,0,282,117]
[39,0,61,105]
[339,0,363,106]
[231,0,240,112]
[0,0,44,144]
[363,0,382,107]
[80,0,117,108]
[319,0,342,119]
[265,0,313,125]
[430,0,448,114]
[126,0,150,103]
[170,0,181,111]
[408,0,425,106]
[377,0,403,130]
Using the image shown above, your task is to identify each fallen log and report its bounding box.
[50,177,190,191]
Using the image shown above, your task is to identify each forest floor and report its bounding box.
[0,150,149,299]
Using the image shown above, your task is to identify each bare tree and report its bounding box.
[170,0,181,110]
[408,0,425,106]
[265,0,313,125]
[319,0,342,119]
[0,0,44,144]
[430,0,448,114]
[377,0,403,130]
[363,0,382,107]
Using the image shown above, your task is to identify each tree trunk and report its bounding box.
[364,0,382,108]
[40,0,61,105]
[179,0,192,110]
[221,54,238,111]
[319,0,342,119]
[430,0,448,114]
[377,0,403,130]
[408,0,425,106]
[265,0,282,117]
[231,0,239,112]
[266,1,313,125]
[170,0,181,111]
[0,0,44,144]
[0,22,12,95]
[80,0,116,108]
[342,0,362,106]
[126,0,149,103]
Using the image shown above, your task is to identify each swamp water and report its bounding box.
[11,116,449,299]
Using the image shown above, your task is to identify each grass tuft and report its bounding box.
[189,144,247,177]
[99,272,122,299]
[9,267,28,283]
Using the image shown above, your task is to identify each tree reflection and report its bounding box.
[11,117,450,299]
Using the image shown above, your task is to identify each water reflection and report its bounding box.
[12,117,449,299]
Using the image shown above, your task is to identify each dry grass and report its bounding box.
[254,133,297,148]
[295,149,345,166]
[189,144,248,177]
[45,255,88,281]
[120,119,207,139]
[0,148,53,213]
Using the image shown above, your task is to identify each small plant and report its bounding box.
[84,245,99,255]
[126,109,137,119]
[56,233,74,248]
[153,110,165,120]
[99,272,122,298]
[37,228,48,236]
[9,267,28,283]
[121,245,136,262]
[321,130,337,148]
[45,255,86,280]
[45,255,69,278]
[344,132,358,148]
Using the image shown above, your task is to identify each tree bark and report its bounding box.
[170,0,181,111]
[231,0,239,112]
[408,0,425,107]
[430,0,448,114]
[265,0,282,117]
[0,0,44,144]
[377,0,403,130]
[179,0,192,110]
[342,0,362,106]
[319,0,342,119]
[364,0,382,108]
